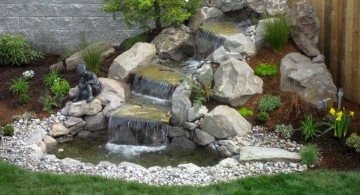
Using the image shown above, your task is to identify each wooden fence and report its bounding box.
[287,0,360,104]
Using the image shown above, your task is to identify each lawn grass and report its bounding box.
[0,159,359,194]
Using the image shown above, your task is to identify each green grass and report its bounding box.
[1,159,360,194]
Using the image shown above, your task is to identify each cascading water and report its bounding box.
[131,75,176,101]
[195,29,225,58]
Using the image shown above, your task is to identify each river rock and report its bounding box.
[43,135,57,148]
[68,99,103,117]
[218,158,240,168]
[193,128,215,146]
[212,58,263,106]
[280,52,337,105]
[200,105,251,139]
[170,81,192,126]
[240,146,301,162]
[178,163,201,173]
[152,27,192,61]
[108,42,156,81]
[61,157,84,167]
[286,0,320,57]
[49,123,70,137]
[84,112,107,131]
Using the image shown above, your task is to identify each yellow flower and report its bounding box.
[336,116,342,121]
[350,111,355,117]
[329,108,336,115]
[336,111,343,118]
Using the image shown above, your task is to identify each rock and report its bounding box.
[280,53,337,105]
[152,27,192,61]
[168,126,186,137]
[55,134,73,143]
[170,81,192,126]
[207,46,244,64]
[240,146,301,162]
[118,161,147,172]
[218,158,240,168]
[101,95,124,118]
[183,122,198,131]
[49,61,64,71]
[188,7,224,32]
[23,127,47,145]
[77,131,92,139]
[212,58,263,106]
[64,116,83,128]
[84,112,107,131]
[286,0,320,57]
[49,123,70,137]
[212,0,245,12]
[188,106,208,122]
[246,0,289,16]
[200,105,251,139]
[235,136,252,146]
[68,99,103,117]
[43,135,57,148]
[68,120,86,135]
[193,128,215,146]
[61,157,84,167]
[225,140,240,154]
[178,163,201,173]
[169,136,197,149]
[194,63,213,86]
[96,77,129,106]
[223,33,256,57]
[108,42,156,81]
[217,145,233,157]
[312,54,325,64]
[60,102,71,115]
[65,42,113,71]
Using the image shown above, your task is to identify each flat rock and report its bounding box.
[240,146,301,162]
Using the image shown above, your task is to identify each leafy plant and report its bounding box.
[298,115,322,141]
[238,108,254,118]
[102,0,201,31]
[122,33,150,50]
[346,133,360,153]
[81,45,104,74]
[274,124,295,139]
[9,77,29,95]
[258,95,282,112]
[189,70,218,111]
[19,93,31,105]
[0,33,44,66]
[257,112,269,123]
[42,70,62,87]
[262,14,291,53]
[322,107,355,139]
[39,92,66,113]
[50,79,70,96]
[255,63,279,76]
[300,144,319,165]
[2,125,14,137]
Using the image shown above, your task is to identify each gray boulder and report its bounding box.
[64,117,86,135]
[193,128,215,146]
[188,105,208,122]
[223,34,256,57]
[84,112,107,131]
[240,146,300,162]
[207,46,244,63]
[286,0,320,57]
[280,53,337,105]
[68,99,103,117]
[152,27,192,61]
[108,42,156,81]
[245,0,289,16]
[212,0,245,12]
[169,136,197,149]
[188,7,224,32]
[96,77,129,106]
[194,63,213,86]
[200,105,251,139]
[212,58,263,106]
[24,127,47,145]
[170,81,192,126]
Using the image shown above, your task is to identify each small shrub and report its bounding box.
[42,70,62,87]
[19,93,31,105]
[81,44,104,74]
[346,133,360,153]
[298,115,322,141]
[255,63,279,76]
[262,14,291,52]
[300,144,319,165]
[257,112,269,122]
[0,33,44,66]
[50,79,70,97]
[238,108,254,118]
[274,124,295,139]
[9,77,29,95]
[258,95,282,112]
[3,125,14,137]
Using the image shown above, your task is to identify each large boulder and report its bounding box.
[212,58,263,106]
[245,0,289,16]
[223,34,256,57]
[280,53,337,105]
[84,112,107,131]
[151,27,192,61]
[188,7,225,32]
[68,99,103,117]
[286,0,320,57]
[108,42,156,81]
[96,77,129,106]
[200,105,251,139]
[207,46,244,63]
[170,81,192,126]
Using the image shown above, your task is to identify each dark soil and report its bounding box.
[1,40,359,172]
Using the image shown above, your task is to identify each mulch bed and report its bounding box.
[1,41,359,171]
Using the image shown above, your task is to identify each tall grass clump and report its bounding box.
[80,44,104,74]
[300,144,319,165]
[262,14,291,53]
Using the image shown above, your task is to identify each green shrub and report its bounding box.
[81,45,104,74]
[122,33,149,50]
[262,15,291,53]
[238,108,254,118]
[274,124,295,139]
[298,115,322,141]
[346,133,360,153]
[0,33,44,66]
[255,63,279,76]
[258,95,282,112]
[300,144,319,165]
[3,125,14,137]
[9,77,29,95]
[42,70,63,87]
[19,93,31,105]
[50,79,70,96]
[257,112,269,122]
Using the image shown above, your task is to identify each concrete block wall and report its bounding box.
[0,0,142,54]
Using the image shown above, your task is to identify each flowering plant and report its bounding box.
[22,70,34,79]
[322,107,355,139]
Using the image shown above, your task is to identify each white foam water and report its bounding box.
[105,142,167,157]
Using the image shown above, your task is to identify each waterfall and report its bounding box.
[195,29,226,58]
[131,75,176,100]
